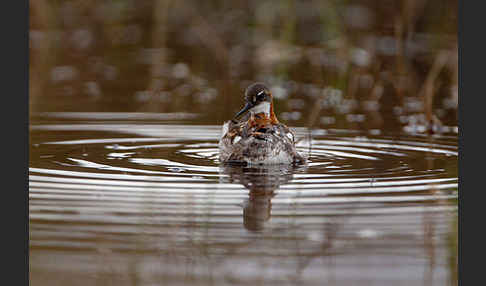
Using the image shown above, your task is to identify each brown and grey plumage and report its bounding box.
[218,83,306,165]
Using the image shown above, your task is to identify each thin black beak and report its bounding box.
[233,102,253,120]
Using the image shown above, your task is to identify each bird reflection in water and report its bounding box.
[220,164,305,231]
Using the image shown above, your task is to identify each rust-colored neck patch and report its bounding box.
[269,101,279,124]
[248,102,279,128]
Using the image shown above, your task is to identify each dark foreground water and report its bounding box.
[29,112,457,286]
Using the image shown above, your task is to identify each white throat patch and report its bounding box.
[250,102,271,115]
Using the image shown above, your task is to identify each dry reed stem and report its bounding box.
[29,0,56,115]
[142,0,172,112]
[421,50,450,128]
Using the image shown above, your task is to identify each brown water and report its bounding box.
[29,1,458,285]
[29,112,457,286]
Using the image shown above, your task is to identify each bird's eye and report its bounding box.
[256,91,265,101]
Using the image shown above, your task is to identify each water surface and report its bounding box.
[29,112,457,286]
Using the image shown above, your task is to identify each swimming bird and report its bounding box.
[219,82,306,165]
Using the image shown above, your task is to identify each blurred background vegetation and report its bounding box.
[29,0,458,132]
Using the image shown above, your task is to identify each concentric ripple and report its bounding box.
[29,114,458,286]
